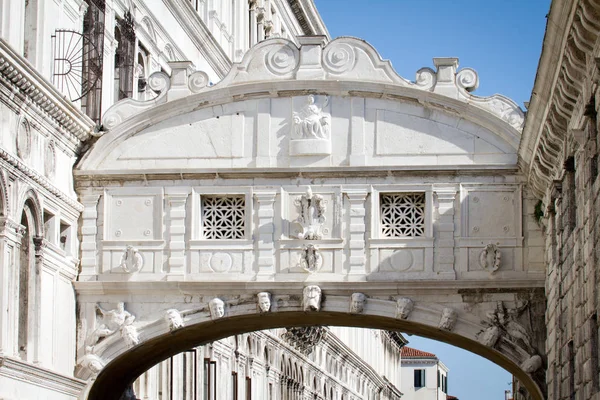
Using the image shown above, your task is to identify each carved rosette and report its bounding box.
[479,243,501,273]
[323,42,356,74]
[299,244,323,273]
[293,187,326,240]
[265,43,298,76]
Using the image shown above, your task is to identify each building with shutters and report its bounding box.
[399,347,449,400]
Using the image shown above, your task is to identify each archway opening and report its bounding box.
[86,311,543,400]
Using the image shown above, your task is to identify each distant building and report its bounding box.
[400,347,449,400]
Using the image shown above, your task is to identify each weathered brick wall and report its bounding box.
[544,101,600,400]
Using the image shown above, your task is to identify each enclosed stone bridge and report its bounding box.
[74,37,547,399]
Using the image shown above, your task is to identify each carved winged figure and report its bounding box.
[87,302,136,347]
[293,95,330,139]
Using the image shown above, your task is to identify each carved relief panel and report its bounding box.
[101,188,164,275]
[459,184,523,276]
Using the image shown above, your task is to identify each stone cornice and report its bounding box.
[162,0,232,78]
[0,39,94,142]
[286,0,330,38]
[519,0,600,198]
[0,356,86,396]
[73,279,545,297]
[0,149,84,213]
[74,165,520,184]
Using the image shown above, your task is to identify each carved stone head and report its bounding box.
[303,285,322,312]
[520,355,542,373]
[257,292,272,313]
[396,297,414,320]
[480,325,501,347]
[439,307,458,331]
[121,324,140,348]
[209,298,225,319]
[78,351,105,375]
[165,309,184,331]
[350,293,366,314]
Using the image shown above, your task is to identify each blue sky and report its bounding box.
[313,1,550,399]
[314,0,551,108]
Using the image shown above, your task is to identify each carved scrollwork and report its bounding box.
[456,67,479,92]
[265,43,298,76]
[282,326,325,355]
[415,67,436,91]
[293,186,326,240]
[323,42,356,74]
[188,71,210,93]
[479,243,501,273]
[299,244,323,273]
[147,70,170,93]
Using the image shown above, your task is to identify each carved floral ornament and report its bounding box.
[119,245,144,273]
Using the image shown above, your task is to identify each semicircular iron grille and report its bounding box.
[51,29,102,103]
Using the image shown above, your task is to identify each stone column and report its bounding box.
[254,191,277,279]
[79,193,101,280]
[0,217,25,357]
[345,190,368,276]
[165,189,190,278]
[434,188,457,279]
[31,236,44,364]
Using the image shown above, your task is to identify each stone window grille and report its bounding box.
[379,193,426,237]
[201,195,246,239]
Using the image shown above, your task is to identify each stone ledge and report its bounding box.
[0,356,85,397]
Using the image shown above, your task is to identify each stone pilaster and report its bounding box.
[79,193,100,280]
[434,189,457,278]
[165,189,190,278]
[254,191,277,278]
[0,217,25,357]
[345,190,368,275]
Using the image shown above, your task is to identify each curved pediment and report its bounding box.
[79,36,524,173]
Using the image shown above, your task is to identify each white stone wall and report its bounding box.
[400,359,448,400]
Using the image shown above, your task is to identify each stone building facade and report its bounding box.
[519,0,600,399]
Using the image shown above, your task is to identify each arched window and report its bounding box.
[18,196,41,362]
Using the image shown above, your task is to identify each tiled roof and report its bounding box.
[400,346,437,358]
[447,396,459,400]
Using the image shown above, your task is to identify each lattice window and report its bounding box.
[201,195,246,239]
[380,193,425,237]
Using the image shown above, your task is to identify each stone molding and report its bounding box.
[76,283,545,400]
[0,39,94,142]
[0,356,86,396]
[98,36,524,137]
[162,0,232,78]
[0,149,83,213]
[519,0,600,198]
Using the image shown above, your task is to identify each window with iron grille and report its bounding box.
[201,195,246,239]
[380,193,425,237]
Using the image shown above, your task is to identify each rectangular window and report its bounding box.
[201,195,246,239]
[414,369,425,388]
[437,370,440,388]
[203,359,217,400]
[232,372,238,400]
[245,376,252,400]
[380,193,425,237]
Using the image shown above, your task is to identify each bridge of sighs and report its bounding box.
[73,36,547,399]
